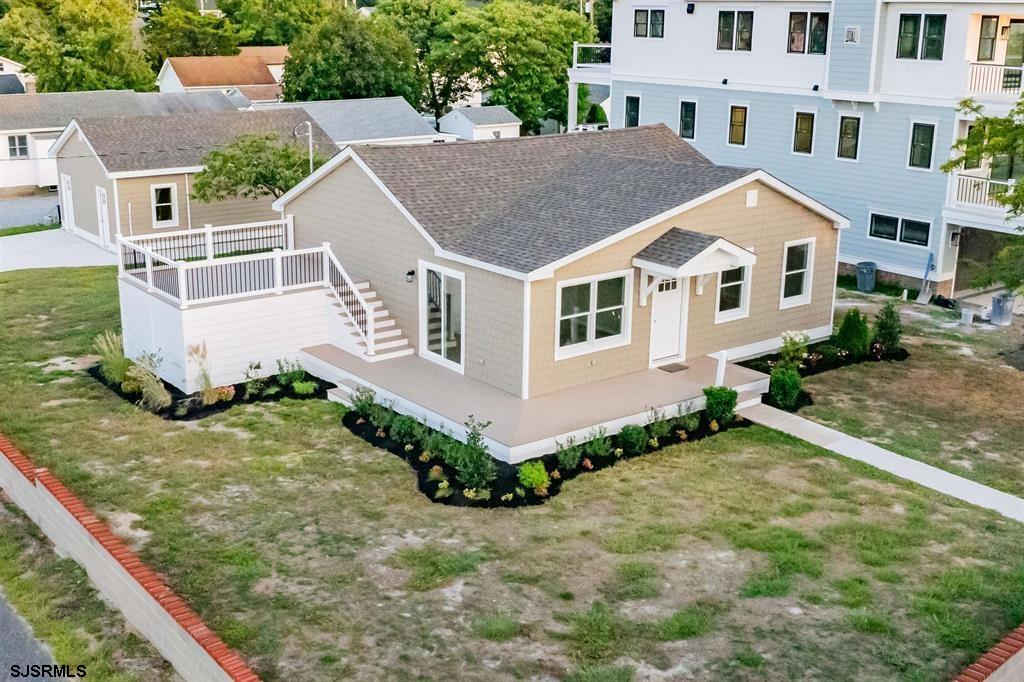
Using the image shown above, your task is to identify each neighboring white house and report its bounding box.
[156,47,288,104]
[258,97,455,146]
[438,106,522,140]
[0,90,235,198]
[0,56,34,95]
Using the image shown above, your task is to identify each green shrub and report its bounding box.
[126,355,171,413]
[517,461,550,495]
[873,301,903,354]
[673,411,699,433]
[778,330,809,369]
[369,403,395,431]
[275,358,306,386]
[242,361,267,400]
[646,411,671,441]
[835,309,871,360]
[617,425,647,456]
[350,385,376,418]
[422,428,454,460]
[582,427,613,459]
[769,366,802,411]
[93,330,131,387]
[702,386,737,425]
[448,416,497,492]
[816,344,842,366]
[556,437,583,470]
[291,380,318,396]
[390,415,425,445]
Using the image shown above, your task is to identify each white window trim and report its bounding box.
[632,6,667,39]
[677,97,698,139]
[779,237,815,310]
[418,259,466,374]
[791,108,817,157]
[727,103,750,148]
[623,93,642,128]
[717,9,754,52]
[150,183,179,229]
[865,210,932,250]
[714,265,751,324]
[786,11,830,56]
[554,269,634,361]
[835,112,862,163]
[905,118,938,173]
[8,134,28,159]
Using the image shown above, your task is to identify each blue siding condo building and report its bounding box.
[569,0,1024,297]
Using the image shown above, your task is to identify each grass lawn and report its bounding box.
[0,223,58,238]
[2,268,1024,681]
[803,290,1024,498]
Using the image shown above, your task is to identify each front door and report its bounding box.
[95,186,110,247]
[650,277,685,363]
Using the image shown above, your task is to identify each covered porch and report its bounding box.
[301,343,768,463]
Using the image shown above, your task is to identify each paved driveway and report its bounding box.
[0,592,55,681]
[0,229,116,272]
[0,196,59,229]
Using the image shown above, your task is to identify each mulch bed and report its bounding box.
[341,410,752,508]
[740,341,909,379]
[1001,345,1024,372]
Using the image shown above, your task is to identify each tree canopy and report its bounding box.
[0,0,153,92]
[191,133,331,202]
[282,8,421,104]
[218,0,341,47]
[142,0,250,68]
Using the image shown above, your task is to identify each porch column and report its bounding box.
[567,80,579,132]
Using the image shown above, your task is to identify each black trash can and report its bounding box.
[856,261,876,293]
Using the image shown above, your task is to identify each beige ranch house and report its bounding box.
[118,125,848,461]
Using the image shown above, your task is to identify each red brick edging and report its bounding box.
[0,434,260,682]
[954,625,1024,681]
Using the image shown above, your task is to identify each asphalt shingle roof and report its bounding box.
[634,228,722,268]
[450,105,521,126]
[0,74,25,95]
[0,90,236,132]
[353,124,754,274]
[75,109,337,173]
[266,97,438,143]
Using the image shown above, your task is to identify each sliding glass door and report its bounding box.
[421,263,464,371]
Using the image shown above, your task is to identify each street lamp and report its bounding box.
[293,121,313,175]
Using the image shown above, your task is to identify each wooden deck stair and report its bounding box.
[328,281,414,362]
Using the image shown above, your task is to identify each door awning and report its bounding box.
[632,228,756,278]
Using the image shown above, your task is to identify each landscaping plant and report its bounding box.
[835,309,871,360]
[556,436,583,470]
[617,424,648,456]
[125,354,171,413]
[702,386,738,425]
[582,427,613,459]
[275,358,306,387]
[517,461,550,496]
[769,366,802,411]
[873,302,903,355]
[93,330,131,387]
[350,386,376,420]
[391,415,425,446]
[447,416,497,494]
[778,330,809,369]
[242,361,267,400]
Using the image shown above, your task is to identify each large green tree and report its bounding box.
[375,0,483,123]
[191,133,330,202]
[452,0,594,131]
[944,96,1024,291]
[282,8,421,104]
[142,0,249,68]
[0,0,153,91]
[218,0,340,46]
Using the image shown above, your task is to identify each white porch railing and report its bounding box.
[967,63,1023,97]
[572,42,611,69]
[568,123,609,133]
[120,218,293,262]
[324,244,375,355]
[952,173,1015,211]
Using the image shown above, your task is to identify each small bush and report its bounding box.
[646,412,671,441]
[778,330,809,369]
[517,461,550,495]
[816,344,842,367]
[769,366,802,411]
[275,358,306,387]
[291,379,318,396]
[390,415,425,445]
[94,330,131,386]
[350,385,376,418]
[873,301,903,354]
[582,427,613,459]
[369,403,395,431]
[556,437,583,470]
[673,411,699,433]
[126,355,171,413]
[449,416,497,492]
[242,361,266,400]
[835,309,871,360]
[702,386,737,425]
[617,425,647,456]
[422,428,454,460]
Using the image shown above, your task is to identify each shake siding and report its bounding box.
[55,133,112,239]
[116,174,276,236]
[286,160,524,397]
[827,0,877,92]
[608,80,952,276]
[529,182,837,397]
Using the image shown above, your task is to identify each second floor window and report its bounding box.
[718,11,753,51]
[978,16,998,61]
[678,101,696,139]
[897,14,946,60]
[624,95,640,127]
[788,12,829,54]
[634,9,665,38]
[792,111,814,154]
[837,116,860,160]
[7,134,28,159]
[728,105,747,146]
[908,122,935,169]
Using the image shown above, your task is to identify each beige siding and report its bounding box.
[529,181,838,397]
[287,159,525,396]
[116,173,277,237]
[55,133,112,239]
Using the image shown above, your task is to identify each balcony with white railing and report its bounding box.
[967,63,1023,98]
[945,173,1024,234]
[572,42,612,71]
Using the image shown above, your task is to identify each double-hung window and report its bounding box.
[792,111,814,155]
[151,184,178,228]
[716,266,749,323]
[634,9,665,38]
[908,122,935,169]
[978,16,998,61]
[837,115,860,160]
[897,14,946,60]
[780,239,814,308]
[728,105,748,146]
[788,12,829,54]
[557,273,630,356]
[7,134,28,159]
[678,100,696,139]
[718,11,753,51]
[869,213,930,247]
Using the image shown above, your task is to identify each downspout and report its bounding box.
[184,174,193,229]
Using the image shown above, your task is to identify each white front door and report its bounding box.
[650,277,685,363]
[95,186,110,247]
[59,174,75,229]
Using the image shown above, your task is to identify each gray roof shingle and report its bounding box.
[0,90,237,132]
[450,105,521,126]
[75,109,337,173]
[353,125,753,274]
[264,97,438,143]
[634,228,723,268]
[0,74,25,95]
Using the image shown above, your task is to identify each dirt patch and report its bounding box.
[33,355,99,373]
[106,511,151,551]
[40,398,87,407]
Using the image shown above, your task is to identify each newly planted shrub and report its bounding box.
[582,427,613,459]
[646,409,671,442]
[242,361,267,400]
[769,366,802,411]
[673,411,699,434]
[126,354,171,413]
[422,428,454,460]
[778,330,809,369]
[449,416,497,492]
[350,386,376,419]
[517,461,550,496]
[835,309,871,360]
[93,330,131,387]
[391,415,425,445]
[617,425,647,456]
[873,301,903,354]
[702,386,737,425]
[291,380,318,396]
[816,344,842,367]
[275,358,306,387]
[369,403,395,431]
[556,437,583,470]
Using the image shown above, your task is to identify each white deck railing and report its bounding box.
[568,123,609,133]
[952,173,1015,211]
[324,245,375,355]
[120,218,293,263]
[967,63,1023,97]
[572,42,612,69]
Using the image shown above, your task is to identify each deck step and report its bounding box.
[736,391,763,410]
[357,337,409,351]
[363,346,415,362]
[351,327,402,340]
[326,378,362,406]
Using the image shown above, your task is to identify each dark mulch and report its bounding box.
[341,410,752,508]
[740,342,909,379]
[1002,345,1024,372]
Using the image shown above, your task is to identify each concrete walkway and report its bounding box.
[0,590,56,680]
[0,229,116,271]
[740,403,1024,523]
